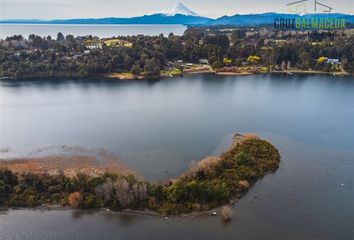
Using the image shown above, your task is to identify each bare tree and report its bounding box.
[132,183,148,201]
[95,178,114,202]
[113,178,134,207]
[96,177,148,208]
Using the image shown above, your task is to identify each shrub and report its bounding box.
[234,152,256,166]
[221,205,233,221]
[68,192,82,207]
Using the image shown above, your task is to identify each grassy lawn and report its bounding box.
[161,69,183,76]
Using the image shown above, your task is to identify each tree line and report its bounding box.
[1,29,354,79]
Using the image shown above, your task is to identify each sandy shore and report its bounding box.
[271,69,352,76]
[183,65,215,75]
[216,72,254,76]
[107,72,144,80]
[104,68,353,80]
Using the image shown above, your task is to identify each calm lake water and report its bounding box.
[0,24,187,39]
[0,73,353,239]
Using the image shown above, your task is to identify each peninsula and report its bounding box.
[0,134,280,217]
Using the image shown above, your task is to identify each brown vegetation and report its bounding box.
[68,192,82,207]
[0,154,138,178]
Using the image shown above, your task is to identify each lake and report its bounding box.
[0,24,187,39]
[0,73,353,239]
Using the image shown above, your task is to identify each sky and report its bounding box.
[0,0,353,20]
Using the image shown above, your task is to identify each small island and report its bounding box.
[0,134,280,217]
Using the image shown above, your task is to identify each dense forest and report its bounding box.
[0,28,354,79]
[0,138,280,215]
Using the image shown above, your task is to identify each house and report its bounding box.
[72,54,80,60]
[326,58,340,64]
[122,41,133,48]
[84,50,90,55]
[85,40,102,49]
[166,61,174,68]
[103,39,132,48]
[245,31,257,37]
[199,59,209,65]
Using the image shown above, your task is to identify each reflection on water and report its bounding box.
[0,74,354,239]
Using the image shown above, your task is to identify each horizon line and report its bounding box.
[1,11,353,22]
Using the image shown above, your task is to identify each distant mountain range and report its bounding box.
[1,14,210,25]
[1,2,353,26]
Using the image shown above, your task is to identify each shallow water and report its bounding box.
[0,73,353,239]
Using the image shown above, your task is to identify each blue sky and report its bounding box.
[0,0,353,19]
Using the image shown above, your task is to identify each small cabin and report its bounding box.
[199,59,209,65]
[326,58,340,65]
[85,41,102,49]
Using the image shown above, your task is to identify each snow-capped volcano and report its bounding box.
[162,3,199,16]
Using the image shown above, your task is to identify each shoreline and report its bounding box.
[1,69,353,81]
[0,205,226,220]
[270,69,352,76]
[106,70,354,80]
